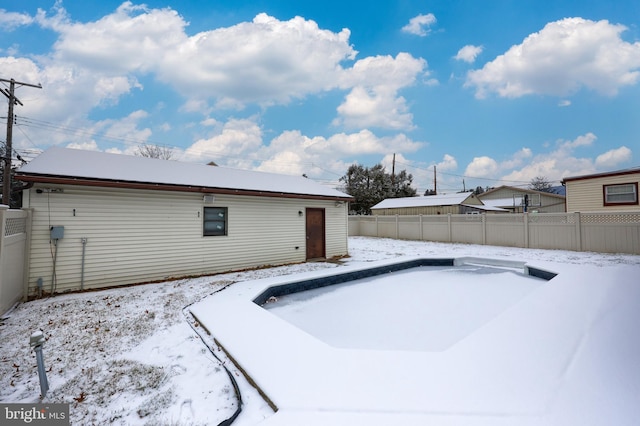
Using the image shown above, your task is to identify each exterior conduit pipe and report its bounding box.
[80,238,87,290]
[50,239,59,295]
[181,283,245,426]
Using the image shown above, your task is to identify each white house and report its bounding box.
[15,147,352,297]
[478,186,566,213]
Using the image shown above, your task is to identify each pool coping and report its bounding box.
[253,257,556,305]
[189,256,606,425]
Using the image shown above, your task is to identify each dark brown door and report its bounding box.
[306,208,325,260]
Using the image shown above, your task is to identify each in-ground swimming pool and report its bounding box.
[189,256,569,423]
[259,259,554,351]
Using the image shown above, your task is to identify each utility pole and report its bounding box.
[391,153,396,187]
[1,78,42,207]
[433,165,437,194]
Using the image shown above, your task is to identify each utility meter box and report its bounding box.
[50,226,64,240]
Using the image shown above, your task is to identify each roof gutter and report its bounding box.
[14,174,353,202]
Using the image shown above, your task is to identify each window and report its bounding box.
[203,207,228,236]
[603,183,638,206]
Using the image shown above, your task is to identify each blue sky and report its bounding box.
[1,1,639,193]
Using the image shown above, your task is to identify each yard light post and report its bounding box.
[30,330,49,398]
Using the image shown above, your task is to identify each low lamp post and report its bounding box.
[30,330,49,398]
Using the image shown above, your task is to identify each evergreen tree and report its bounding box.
[340,163,417,214]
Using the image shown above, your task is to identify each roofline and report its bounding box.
[479,185,565,199]
[562,167,640,184]
[15,173,353,202]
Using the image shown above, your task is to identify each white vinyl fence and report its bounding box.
[349,212,640,255]
[0,206,31,315]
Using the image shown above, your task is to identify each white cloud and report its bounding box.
[335,53,427,130]
[180,119,423,178]
[402,13,436,37]
[496,133,632,184]
[335,86,414,130]
[0,9,33,30]
[466,18,640,98]
[4,4,429,143]
[159,12,357,107]
[457,134,624,187]
[501,148,533,169]
[465,156,499,177]
[558,99,571,107]
[182,118,263,166]
[560,132,596,150]
[65,140,100,151]
[455,45,483,63]
[437,154,458,171]
[595,146,632,168]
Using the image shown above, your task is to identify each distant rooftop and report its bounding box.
[371,193,476,210]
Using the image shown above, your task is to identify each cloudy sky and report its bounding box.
[1,0,639,193]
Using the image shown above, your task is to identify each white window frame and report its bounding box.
[603,183,638,206]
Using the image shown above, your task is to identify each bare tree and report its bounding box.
[529,176,553,192]
[135,143,174,160]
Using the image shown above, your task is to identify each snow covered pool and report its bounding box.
[262,264,546,351]
[189,253,640,425]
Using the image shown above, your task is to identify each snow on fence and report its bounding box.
[348,212,640,255]
[0,206,31,315]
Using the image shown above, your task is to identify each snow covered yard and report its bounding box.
[1,237,639,425]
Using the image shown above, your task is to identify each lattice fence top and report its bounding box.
[582,212,640,224]
[352,212,640,224]
[4,217,27,236]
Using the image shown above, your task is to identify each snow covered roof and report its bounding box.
[16,147,351,200]
[481,197,519,208]
[371,193,476,210]
[462,203,509,212]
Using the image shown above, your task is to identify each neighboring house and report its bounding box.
[15,147,352,297]
[562,167,640,213]
[370,192,507,215]
[478,185,566,213]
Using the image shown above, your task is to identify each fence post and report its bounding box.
[375,215,379,238]
[395,215,399,239]
[447,213,452,242]
[419,215,423,241]
[22,209,33,301]
[481,214,487,245]
[523,213,529,248]
[575,212,582,252]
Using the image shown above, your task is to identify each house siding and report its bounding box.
[565,172,640,212]
[23,184,347,296]
[479,187,566,213]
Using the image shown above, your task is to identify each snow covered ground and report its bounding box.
[1,237,639,425]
